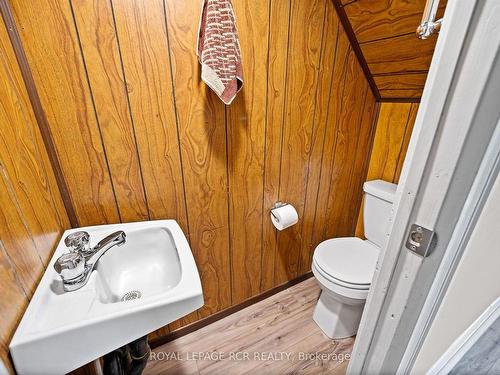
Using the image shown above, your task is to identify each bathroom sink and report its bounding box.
[9,220,203,375]
[95,227,182,304]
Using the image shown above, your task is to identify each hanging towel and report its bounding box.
[197,0,243,105]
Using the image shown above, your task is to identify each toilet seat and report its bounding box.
[312,261,369,301]
[313,259,369,291]
[313,238,379,289]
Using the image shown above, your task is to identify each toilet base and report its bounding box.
[313,290,364,339]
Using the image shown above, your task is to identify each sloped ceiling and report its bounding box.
[337,0,447,100]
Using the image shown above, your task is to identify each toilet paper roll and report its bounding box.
[270,204,299,231]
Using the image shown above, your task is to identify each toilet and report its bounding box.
[312,179,397,339]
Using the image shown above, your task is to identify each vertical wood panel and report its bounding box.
[298,1,340,275]
[10,0,120,225]
[344,93,377,235]
[312,26,351,249]
[275,0,327,284]
[261,0,291,292]
[227,0,269,303]
[0,20,69,263]
[71,0,149,223]
[366,103,413,182]
[0,13,69,370]
[394,103,419,181]
[324,49,369,239]
[355,102,420,237]
[0,13,69,289]
[0,173,44,296]
[164,0,231,318]
[332,85,370,238]
[111,0,188,228]
[0,240,27,374]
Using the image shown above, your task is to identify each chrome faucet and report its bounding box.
[54,230,126,292]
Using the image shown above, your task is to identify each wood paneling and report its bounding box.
[261,0,292,292]
[5,0,378,364]
[361,33,436,75]
[375,73,428,99]
[312,24,351,251]
[341,0,447,99]
[362,33,436,98]
[355,102,419,237]
[0,13,69,371]
[366,103,415,182]
[324,49,370,239]
[298,1,340,276]
[71,0,149,223]
[164,0,230,321]
[227,0,269,303]
[344,0,447,43]
[0,243,27,372]
[394,103,419,182]
[111,0,188,228]
[345,93,378,237]
[274,0,328,284]
[9,0,120,225]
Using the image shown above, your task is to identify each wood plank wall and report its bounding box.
[355,102,419,237]
[0,11,69,371]
[342,0,447,99]
[3,0,378,355]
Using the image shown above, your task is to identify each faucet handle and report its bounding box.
[54,252,85,282]
[64,231,90,253]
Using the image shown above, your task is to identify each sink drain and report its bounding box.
[121,290,142,301]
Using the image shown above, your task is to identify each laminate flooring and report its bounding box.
[144,278,354,374]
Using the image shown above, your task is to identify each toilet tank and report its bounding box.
[363,180,398,247]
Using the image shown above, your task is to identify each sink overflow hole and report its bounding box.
[121,290,142,301]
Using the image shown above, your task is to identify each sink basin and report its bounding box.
[95,227,182,304]
[10,220,203,374]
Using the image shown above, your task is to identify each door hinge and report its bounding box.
[405,224,437,257]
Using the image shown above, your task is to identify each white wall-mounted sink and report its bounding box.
[10,220,203,374]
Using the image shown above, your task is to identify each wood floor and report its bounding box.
[144,278,354,374]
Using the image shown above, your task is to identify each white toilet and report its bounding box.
[312,179,397,339]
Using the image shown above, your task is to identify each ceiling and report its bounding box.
[339,0,447,100]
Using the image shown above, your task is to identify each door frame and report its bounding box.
[398,118,500,373]
[348,0,500,373]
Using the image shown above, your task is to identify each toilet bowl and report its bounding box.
[312,180,397,339]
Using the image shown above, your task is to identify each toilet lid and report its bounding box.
[313,238,379,285]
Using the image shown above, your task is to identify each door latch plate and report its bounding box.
[405,224,436,257]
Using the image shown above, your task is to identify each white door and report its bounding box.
[348,0,500,373]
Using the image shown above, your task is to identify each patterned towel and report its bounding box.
[197,0,243,105]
